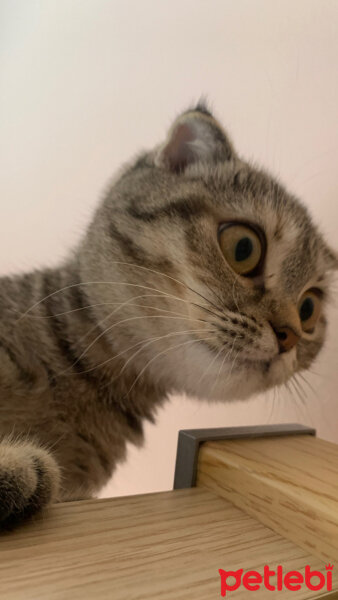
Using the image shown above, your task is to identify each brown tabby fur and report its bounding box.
[0,104,336,529]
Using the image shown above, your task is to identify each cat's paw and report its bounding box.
[0,440,60,530]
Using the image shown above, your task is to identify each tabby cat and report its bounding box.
[0,104,336,529]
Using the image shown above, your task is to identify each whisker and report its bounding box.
[226,266,242,316]
[107,261,223,312]
[63,327,216,377]
[292,375,316,427]
[291,375,307,405]
[62,313,211,375]
[124,335,217,399]
[296,372,317,396]
[16,281,207,321]
[17,280,225,372]
[285,379,296,401]
[15,291,217,320]
[71,292,159,353]
[195,343,225,387]
[287,379,307,423]
[14,301,143,320]
[104,329,217,389]
[196,304,227,321]
[17,260,224,322]
[73,290,213,352]
[222,334,241,384]
[267,386,277,424]
[74,292,225,352]
[226,347,241,381]
[210,344,229,394]
[201,278,225,310]
[284,381,302,421]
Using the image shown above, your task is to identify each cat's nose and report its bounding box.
[272,326,300,353]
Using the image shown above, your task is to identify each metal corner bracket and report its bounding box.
[173,423,316,489]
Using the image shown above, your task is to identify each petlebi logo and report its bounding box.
[218,564,334,596]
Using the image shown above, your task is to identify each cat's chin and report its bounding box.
[235,352,297,397]
[189,350,297,403]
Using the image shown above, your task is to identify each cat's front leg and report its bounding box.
[0,438,61,530]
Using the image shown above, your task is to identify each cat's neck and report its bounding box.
[7,262,167,430]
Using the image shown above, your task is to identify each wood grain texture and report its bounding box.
[196,435,338,564]
[0,488,334,599]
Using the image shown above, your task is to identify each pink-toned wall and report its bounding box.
[1,0,337,498]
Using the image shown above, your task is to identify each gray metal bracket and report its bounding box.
[173,423,316,489]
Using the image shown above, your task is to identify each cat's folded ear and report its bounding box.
[155,104,235,173]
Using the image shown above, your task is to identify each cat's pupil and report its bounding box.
[300,297,314,321]
[235,237,253,262]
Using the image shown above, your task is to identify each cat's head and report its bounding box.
[86,104,337,401]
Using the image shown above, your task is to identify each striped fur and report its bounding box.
[0,104,336,528]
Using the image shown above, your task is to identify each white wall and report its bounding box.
[1,0,337,498]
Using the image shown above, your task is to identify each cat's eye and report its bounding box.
[298,289,322,332]
[218,223,263,276]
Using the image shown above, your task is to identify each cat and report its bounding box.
[0,103,336,530]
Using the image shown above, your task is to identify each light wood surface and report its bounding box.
[196,435,338,564]
[0,487,335,599]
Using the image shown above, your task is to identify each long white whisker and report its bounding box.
[15,281,202,321]
[17,259,223,322]
[210,344,228,394]
[64,328,216,377]
[104,328,217,387]
[73,293,158,351]
[106,261,222,311]
[16,290,215,320]
[15,299,163,320]
[221,334,241,385]
[196,343,225,387]
[226,348,241,381]
[125,336,217,398]
[71,290,224,353]
[65,314,210,374]
[201,278,225,310]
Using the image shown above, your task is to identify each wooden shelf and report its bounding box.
[1,428,337,598]
[0,488,335,599]
[196,435,338,563]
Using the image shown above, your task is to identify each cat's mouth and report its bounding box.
[234,356,272,372]
[234,352,297,388]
